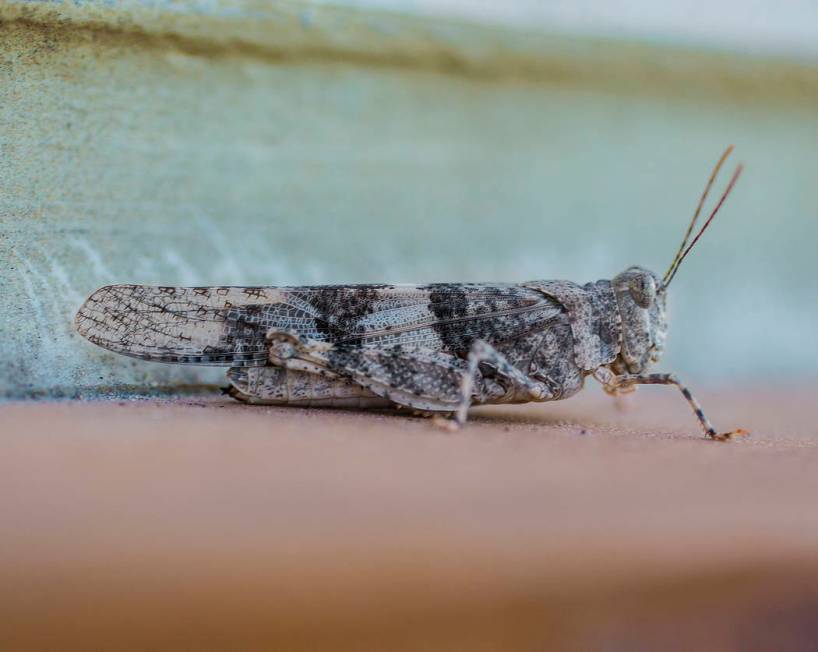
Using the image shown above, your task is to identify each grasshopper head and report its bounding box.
[612,146,743,374]
[612,267,668,373]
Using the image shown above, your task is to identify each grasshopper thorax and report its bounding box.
[611,266,668,374]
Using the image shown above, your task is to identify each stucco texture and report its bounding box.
[2,1,818,397]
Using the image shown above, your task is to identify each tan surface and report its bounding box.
[2,388,818,650]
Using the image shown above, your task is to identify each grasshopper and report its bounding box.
[75,147,747,440]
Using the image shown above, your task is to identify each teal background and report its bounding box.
[2,2,817,395]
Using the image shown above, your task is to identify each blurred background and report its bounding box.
[338,0,818,58]
[2,0,817,396]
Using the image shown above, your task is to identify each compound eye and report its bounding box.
[628,274,656,308]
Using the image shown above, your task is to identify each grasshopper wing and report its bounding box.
[75,283,563,365]
[75,285,287,365]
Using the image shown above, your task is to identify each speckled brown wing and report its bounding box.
[75,285,285,366]
[75,283,564,366]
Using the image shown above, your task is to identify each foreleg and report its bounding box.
[594,369,748,441]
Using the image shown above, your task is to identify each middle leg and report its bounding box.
[456,339,554,425]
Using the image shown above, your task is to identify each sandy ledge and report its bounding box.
[1,387,817,650]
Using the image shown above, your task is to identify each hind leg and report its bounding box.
[265,330,474,414]
[265,330,550,425]
[226,366,391,409]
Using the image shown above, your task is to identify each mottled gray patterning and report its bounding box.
[74,148,748,440]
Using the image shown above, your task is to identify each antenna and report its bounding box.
[663,145,734,285]
[663,162,744,288]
